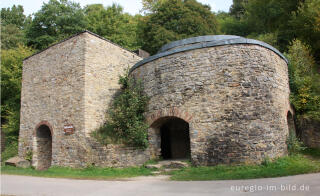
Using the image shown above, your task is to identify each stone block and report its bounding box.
[5,157,30,168]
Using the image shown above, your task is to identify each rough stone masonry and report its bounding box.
[18,32,293,169]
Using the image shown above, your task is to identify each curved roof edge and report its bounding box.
[130,36,288,73]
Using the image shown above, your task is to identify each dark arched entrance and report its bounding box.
[35,124,52,170]
[159,117,190,159]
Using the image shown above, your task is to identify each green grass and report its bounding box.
[170,154,320,181]
[2,140,320,181]
[1,165,155,180]
[301,148,320,158]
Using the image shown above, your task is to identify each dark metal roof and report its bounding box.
[130,35,288,73]
[23,30,139,61]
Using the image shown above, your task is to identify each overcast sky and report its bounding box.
[1,0,233,16]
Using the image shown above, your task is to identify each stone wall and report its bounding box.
[131,44,291,166]
[81,32,149,167]
[83,33,142,135]
[19,31,149,168]
[19,33,87,167]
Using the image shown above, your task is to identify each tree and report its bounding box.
[1,5,26,28]
[226,0,302,51]
[84,4,142,50]
[140,0,219,54]
[1,5,28,49]
[290,0,320,62]
[1,24,26,50]
[1,45,34,143]
[287,40,320,120]
[244,0,301,34]
[229,0,247,19]
[216,11,249,36]
[26,0,87,50]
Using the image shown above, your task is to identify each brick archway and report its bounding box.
[34,121,53,137]
[146,107,193,126]
[33,121,53,170]
[147,108,193,160]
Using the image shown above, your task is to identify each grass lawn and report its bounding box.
[2,144,320,181]
[1,165,155,180]
[170,152,320,181]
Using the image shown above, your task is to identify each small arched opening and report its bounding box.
[152,117,191,160]
[34,124,52,170]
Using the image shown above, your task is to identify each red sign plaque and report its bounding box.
[64,124,74,135]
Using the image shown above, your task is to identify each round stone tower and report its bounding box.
[130,35,292,166]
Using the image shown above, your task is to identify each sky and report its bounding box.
[1,0,233,16]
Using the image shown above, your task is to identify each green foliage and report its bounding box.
[140,0,220,54]
[25,150,33,162]
[170,154,320,181]
[301,148,320,158]
[261,156,271,166]
[229,0,247,19]
[290,0,320,61]
[244,0,300,34]
[84,4,142,50]
[26,0,87,49]
[287,130,306,155]
[287,40,320,120]
[1,45,34,143]
[1,165,155,179]
[1,24,26,50]
[1,141,18,164]
[216,12,249,36]
[248,32,279,49]
[92,71,149,148]
[1,5,29,49]
[1,5,26,27]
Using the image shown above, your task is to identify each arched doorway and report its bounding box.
[35,124,52,170]
[157,117,191,159]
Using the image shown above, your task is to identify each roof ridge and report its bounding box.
[24,30,139,61]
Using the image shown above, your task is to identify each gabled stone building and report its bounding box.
[19,31,294,169]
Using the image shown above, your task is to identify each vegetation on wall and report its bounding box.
[91,71,149,148]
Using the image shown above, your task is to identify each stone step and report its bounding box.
[159,160,189,169]
[145,160,189,170]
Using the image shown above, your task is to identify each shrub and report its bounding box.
[287,130,306,155]
[1,141,18,164]
[287,39,320,121]
[91,70,149,148]
[25,150,33,162]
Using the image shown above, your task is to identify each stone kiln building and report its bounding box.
[19,31,293,169]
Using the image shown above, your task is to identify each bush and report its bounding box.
[25,150,33,162]
[91,70,149,148]
[287,39,320,121]
[287,130,306,155]
[1,141,18,164]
